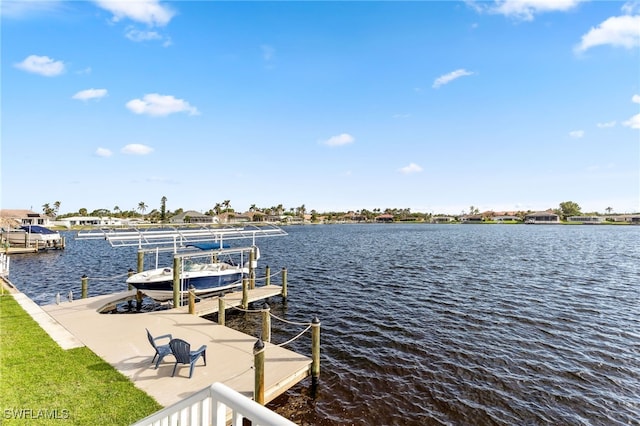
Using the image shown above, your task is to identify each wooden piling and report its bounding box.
[127,268,134,291]
[217,297,225,325]
[265,265,271,286]
[311,316,321,382]
[261,303,271,343]
[173,257,180,308]
[281,267,288,299]
[242,277,249,309]
[253,338,265,405]
[81,275,88,299]
[137,251,144,273]
[188,286,196,315]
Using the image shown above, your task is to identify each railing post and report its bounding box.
[261,303,271,343]
[81,275,88,299]
[137,251,144,273]
[173,257,181,308]
[265,265,271,286]
[253,339,265,405]
[188,286,196,315]
[311,316,321,384]
[242,277,248,309]
[218,296,225,325]
[281,267,288,299]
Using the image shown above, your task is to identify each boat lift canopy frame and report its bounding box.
[76,224,287,253]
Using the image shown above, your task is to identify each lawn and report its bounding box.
[0,293,162,425]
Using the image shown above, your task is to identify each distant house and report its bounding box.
[432,216,455,223]
[375,214,394,223]
[462,214,483,223]
[493,215,521,222]
[567,216,604,224]
[0,209,52,228]
[169,210,217,224]
[524,211,560,224]
[54,216,125,227]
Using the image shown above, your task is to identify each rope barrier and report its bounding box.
[269,312,312,327]
[274,324,312,348]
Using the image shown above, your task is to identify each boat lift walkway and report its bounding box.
[39,289,312,408]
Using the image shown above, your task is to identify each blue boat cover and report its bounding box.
[186,242,230,250]
[20,225,57,235]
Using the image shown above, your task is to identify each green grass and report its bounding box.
[0,294,162,425]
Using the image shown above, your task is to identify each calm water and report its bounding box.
[7,224,640,425]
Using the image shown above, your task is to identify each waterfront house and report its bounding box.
[524,211,560,224]
[567,216,604,224]
[0,209,52,227]
[169,211,217,224]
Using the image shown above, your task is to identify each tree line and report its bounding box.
[42,197,627,223]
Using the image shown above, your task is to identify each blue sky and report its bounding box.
[2,0,639,216]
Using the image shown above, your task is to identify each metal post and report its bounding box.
[173,256,180,308]
[311,316,321,383]
[281,267,288,299]
[242,277,249,309]
[218,296,225,325]
[249,248,256,289]
[253,339,265,405]
[261,303,271,343]
[81,275,88,299]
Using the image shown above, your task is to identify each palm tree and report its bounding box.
[137,201,148,216]
[160,196,167,222]
[605,206,613,215]
[53,201,61,216]
[42,203,54,216]
[249,204,257,212]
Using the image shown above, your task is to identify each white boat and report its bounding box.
[126,244,257,301]
[1,225,63,249]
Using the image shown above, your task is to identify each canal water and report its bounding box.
[7,224,640,425]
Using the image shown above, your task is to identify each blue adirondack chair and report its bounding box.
[146,328,173,369]
[169,338,207,378]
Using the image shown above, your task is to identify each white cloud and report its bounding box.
[93,0,175,26]
[469,0,583,21]
[125,28,162,42]
[14,55,65,76]
[623,113,640,129]
[632,94,640,103]
[622,1,640,15]
[72,88,108,101]
[597,121,616,128]
[126,93,199,116]
[569,130,585,138]
[1,0,63,18]
[95,147,112,157]
[399,163,423,174]
[121,144,154,155]
[433,69,474,88]
[575,15,640,53]
[321,133,355,147]
[261,44,275,61]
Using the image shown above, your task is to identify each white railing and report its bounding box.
[132,382,297,426]
[0,253,9,277]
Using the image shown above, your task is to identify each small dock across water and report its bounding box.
[40,287,313,408]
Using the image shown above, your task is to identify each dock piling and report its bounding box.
[137,251,144,273]
[265,265,271,286]
[242,277,248,309]
[188,286,196,314]
[253,338,265,405]
[261,303,271,343]
[172,257,180,308]
[281,267,288,299]
[218,297,225,325]
[311,316,321,383]
[81,275,88,299]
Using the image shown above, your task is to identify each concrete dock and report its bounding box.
[38,289,312,407]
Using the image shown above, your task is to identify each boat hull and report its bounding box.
[126,263,246,301]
